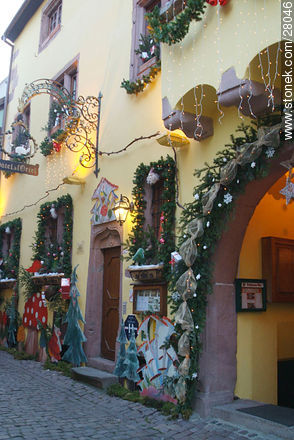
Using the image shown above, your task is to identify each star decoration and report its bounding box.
[265,147,275,158]
[224,193,233,204]
[280,179,294,205]
[171,292,181,302]
[251,162,256,168]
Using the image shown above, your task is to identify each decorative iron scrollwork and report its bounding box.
[18,79,102,175]
[0,120,38,160]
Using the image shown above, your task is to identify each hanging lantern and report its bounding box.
[113,194,134,225]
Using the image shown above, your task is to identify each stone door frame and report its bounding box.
[195,142,294,416]
[84,221,122,368]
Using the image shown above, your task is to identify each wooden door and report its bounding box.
[101,246,120,360]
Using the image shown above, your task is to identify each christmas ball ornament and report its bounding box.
[52,140,62,152]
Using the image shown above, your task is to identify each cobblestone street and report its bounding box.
[0,351,285,440]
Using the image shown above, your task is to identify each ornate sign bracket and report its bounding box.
[18,79,102,176]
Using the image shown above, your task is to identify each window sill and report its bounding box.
[160,0,186,22]
[128,263,164,282]
[137,56,158,79]
[50,122,65,137]
[0,279,16,290]
[39,23,61,53]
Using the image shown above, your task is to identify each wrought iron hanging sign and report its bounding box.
[0,120,39,176]
[17,79,102,176]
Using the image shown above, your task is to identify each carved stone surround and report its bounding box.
[84,221,122,372]
[194,143,293,417]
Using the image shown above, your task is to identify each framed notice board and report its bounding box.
[235,278,266,312]
[133,284,167,316]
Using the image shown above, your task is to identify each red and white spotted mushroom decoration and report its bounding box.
[23,292,48,328]
[206,0,229,5]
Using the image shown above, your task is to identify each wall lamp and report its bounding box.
[113,194,134,225]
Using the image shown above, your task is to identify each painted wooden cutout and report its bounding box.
[91,177,119,225]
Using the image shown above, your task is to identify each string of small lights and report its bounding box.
[1,132,162,219]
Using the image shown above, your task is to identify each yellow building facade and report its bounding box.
[0,0,292,416]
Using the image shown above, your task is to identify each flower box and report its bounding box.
[31,272,65,286]
[128,264,164,282]
[137,56,158,79]
[0,279,16,290]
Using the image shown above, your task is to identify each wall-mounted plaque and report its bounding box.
[235,278,266,312]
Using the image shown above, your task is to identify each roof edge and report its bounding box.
[2,0,44,43]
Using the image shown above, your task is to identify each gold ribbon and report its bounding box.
[236,123,281,166]
[176,268,197,301]
[178,331,191,357]
[220,160,238,186]
[178,354,190,376]
[174,376,187,403]
[179,237,198,267]
[202,183,220,215]
[174,300,194,332]
[187,218,204,238]
[204,123,282,214]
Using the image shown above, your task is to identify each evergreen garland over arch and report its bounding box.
[125,156,176,278]
[166,112,284,416]
[0,218,22,280]
[32,194,73,277]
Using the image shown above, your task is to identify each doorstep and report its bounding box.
[72,366,117,390]
[211,399,294,440]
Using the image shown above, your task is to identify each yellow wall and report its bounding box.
[236,175,294,404]
[161,0,281,108]
[0,0,283,352]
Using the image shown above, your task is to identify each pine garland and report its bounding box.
[121,61,161,95]
[40,100,68,156]
[146,0,206,46]
[121,33,161,95]
[39,129,67,156]
[32,194,73,277]
[0,219,22,347]
[0,218,22,280]
[125,156,176,278]
[167,112,284,413]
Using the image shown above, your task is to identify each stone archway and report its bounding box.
[195,142,294,417]
[84,221,122,372]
